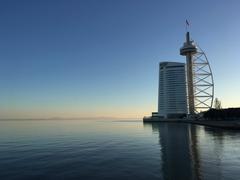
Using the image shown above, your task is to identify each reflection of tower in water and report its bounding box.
[150,123,202,180]
[189,126,202,180]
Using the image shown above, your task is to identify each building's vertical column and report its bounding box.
[186,54,195,114]
[158,63,161,115]
[186,32,195,115]
[158,63,165,117]
[180,32,197,116]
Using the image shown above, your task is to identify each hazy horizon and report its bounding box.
[0,116,141,120]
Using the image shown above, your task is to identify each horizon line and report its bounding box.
[0,116,142,120]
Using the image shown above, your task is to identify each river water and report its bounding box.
[0,120,239,180]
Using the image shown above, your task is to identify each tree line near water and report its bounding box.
[203,108,240,120]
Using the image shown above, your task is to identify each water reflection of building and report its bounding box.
[145,122,202,180]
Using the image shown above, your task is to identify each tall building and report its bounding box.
[158,62,187,118]
[180,32,214,114]
[180,32,197,115]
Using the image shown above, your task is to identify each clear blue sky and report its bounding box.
[1,0,240,119]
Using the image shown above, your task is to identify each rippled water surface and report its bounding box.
[0,120,240,180]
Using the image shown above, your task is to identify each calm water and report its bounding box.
[0,120,240,180]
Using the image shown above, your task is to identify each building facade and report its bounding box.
[158,62,187,118]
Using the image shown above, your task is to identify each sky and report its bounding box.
[1,0,240,119]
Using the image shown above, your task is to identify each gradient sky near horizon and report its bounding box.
[1,0,240,119]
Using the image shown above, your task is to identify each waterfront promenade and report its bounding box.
[143,117,240,130]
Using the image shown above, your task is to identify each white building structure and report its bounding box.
[158,62,187,118]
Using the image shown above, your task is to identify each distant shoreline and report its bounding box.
[0,118,140,121]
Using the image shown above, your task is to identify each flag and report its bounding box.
[186,20,189,26]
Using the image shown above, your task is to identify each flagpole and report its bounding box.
[186,20,190,33]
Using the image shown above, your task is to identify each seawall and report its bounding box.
[143,116,240,130]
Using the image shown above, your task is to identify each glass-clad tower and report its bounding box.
[158,62,187,118]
